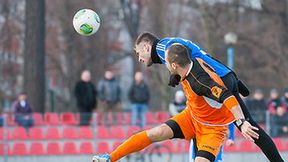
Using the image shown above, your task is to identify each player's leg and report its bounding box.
[221,72,284,162]
[215,146,223,162]
[150,108,196,142]
[191,139,223,162]
[92,108,195,162]
[166,109,220,162]
[194,122,227,162]
[93,124,173,162]
[193,141,219,162]
[189,139,197,162]
[113,123,173,162]
[195,157,211,162]
[93,116,178,162]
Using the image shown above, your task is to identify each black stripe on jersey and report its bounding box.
[202,62,216,73]
[184,59,233,103]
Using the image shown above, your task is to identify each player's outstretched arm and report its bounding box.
[229,104,259,142]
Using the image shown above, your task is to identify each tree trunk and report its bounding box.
[24,0,46,112]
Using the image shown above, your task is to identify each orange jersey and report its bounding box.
[181,58,238,126]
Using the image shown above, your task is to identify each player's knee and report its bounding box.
[195,157,211,162]
[146,124,173,142]
[146,125,165,141]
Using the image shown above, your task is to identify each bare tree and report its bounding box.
[23,0,45,112]
[120,0,142,40]
[2,0,288,112]
[0,0,24,102]
[44,0,114,112]
[182,0,288,90]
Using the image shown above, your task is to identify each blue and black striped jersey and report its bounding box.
[155,37,231,77]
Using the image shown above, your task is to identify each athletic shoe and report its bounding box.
[92,154,111,162]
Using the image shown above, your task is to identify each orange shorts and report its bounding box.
[166,108,228,157]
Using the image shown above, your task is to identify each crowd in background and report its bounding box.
[1,69,288,138]
[74,70,149,128]
[168,88,288,138]
[245,88,288,137]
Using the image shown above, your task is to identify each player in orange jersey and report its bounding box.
[92,44,258,162]
[134,32,284,162]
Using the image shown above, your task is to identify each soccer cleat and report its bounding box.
[92,154,111,162]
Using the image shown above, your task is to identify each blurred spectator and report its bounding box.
[129,72,150,128]
[12,93,33,129]
[267,89,286,115]
[270,105,288,137]
[246,89,266,123]
[281,87,288,110]
[74,70,97,126]
[169,90,186,117]
[98,70,121,125]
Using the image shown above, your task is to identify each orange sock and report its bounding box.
[110,131,152,162]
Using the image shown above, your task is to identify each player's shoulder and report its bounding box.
[157,38,172,52]
[159,37,191,44]
[158,37,200,52]
[158,37,174,44]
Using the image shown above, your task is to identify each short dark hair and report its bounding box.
[166,44,191,68]
[135,32,158,45]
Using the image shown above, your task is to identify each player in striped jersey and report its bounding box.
[93,44,258,162]
[133,32,284,162]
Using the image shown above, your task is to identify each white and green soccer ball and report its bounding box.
[73,9,100,36]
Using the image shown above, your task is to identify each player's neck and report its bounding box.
[178,62,193,80]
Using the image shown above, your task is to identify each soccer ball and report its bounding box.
[73,9,100,36]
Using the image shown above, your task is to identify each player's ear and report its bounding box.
[171,63,177,70]
[143,43,150,52]
[133,47,137,55]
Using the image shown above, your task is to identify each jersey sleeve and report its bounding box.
[165,38,205,58]
[188,59,239,110]
[156,38,171,64]
[159,37,207,64]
